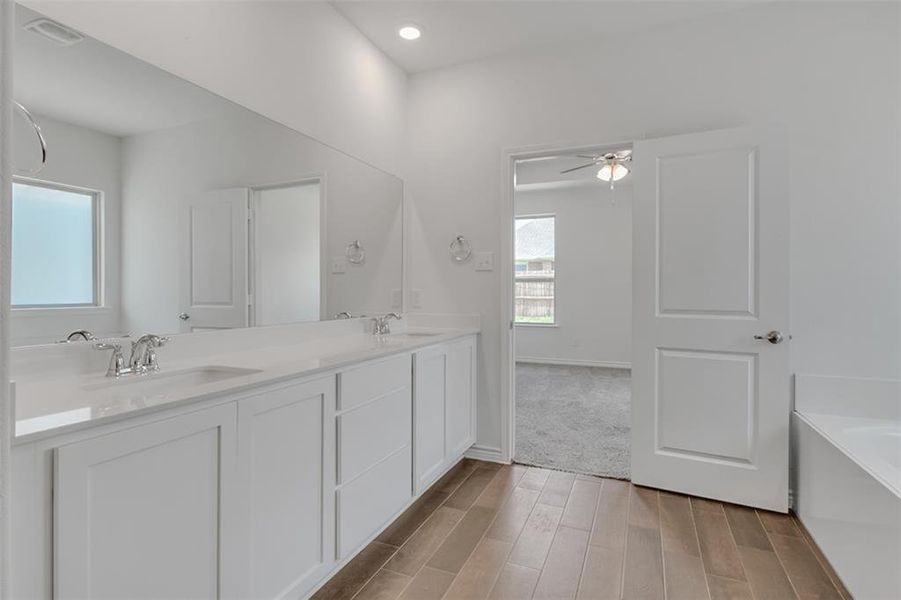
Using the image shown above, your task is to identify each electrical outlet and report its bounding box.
[331,257,346,274]
[411,289,423,308]
[474,251,494,271]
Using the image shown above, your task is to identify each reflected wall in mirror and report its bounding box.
[11,5,403,346]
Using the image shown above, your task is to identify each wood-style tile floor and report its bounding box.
[312,460,850,600]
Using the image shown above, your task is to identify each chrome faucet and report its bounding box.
[334,311,355,319]
[94,334,169,377]
[94,342,130,377]
[371,313,402,335]
[129,334,169,373]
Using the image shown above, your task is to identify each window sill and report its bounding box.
[515,322,559,328]
[12,306,111,318]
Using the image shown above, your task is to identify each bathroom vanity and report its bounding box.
[11,321,479,599]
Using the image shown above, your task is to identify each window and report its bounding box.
[515,215,555,324]
[12,180,100,308]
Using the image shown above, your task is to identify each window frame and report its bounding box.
[11,177,104,311]
[514,213,557,327]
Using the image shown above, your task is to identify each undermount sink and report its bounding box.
[86,366,262,394]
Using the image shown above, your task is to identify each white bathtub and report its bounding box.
[793,375,901,599]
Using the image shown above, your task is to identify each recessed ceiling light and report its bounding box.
[398,24,422,41]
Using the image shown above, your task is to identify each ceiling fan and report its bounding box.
[560,149,632,189]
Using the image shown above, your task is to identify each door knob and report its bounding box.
[178,312,190,321]
[754,330,784,344]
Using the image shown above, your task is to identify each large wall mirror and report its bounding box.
[10,5,403,346]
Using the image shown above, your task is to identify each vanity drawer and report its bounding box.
[337,386,411,484]
[337,354,411,411]
[336,446,412,558]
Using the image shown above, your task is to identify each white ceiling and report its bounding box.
[14,5,241,137]
[332,0,763,73]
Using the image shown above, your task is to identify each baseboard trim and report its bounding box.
[516,357,631,369]
[465,444,507,464]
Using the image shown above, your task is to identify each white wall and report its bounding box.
[121,109,403,335]
[11,113,121,345]
[22,0,407,176]
[404,2,901,453]
[515,182,631,368]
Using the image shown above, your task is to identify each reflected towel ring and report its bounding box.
[449,235,472,263]
[346,240,365,264]
[13,101,47,176]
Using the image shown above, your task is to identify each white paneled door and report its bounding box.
[631,127,790,512]
[180,188,249,332]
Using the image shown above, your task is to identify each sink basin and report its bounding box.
[86,366,262,394]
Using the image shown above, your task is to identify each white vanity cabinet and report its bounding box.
[54,403,239,600]
[13,332,477,600]
[413,335,477,493]
[335,354,413,558]
[236,376,336,600]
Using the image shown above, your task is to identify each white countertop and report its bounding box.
[14,327,478,444]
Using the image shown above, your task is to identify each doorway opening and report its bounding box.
[510,146,633,479]
[249,179,324,326]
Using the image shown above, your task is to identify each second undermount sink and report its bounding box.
[86,366,263,395]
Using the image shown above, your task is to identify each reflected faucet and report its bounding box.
[371,313,402,335]
[334,311,355,319]
[60,329,95,343]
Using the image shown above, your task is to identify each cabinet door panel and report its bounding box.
[337,446,412,557]
[446,336,476,459]
[239,377,336,600]
[339,354,410,411]
[338,387,411,485]
[54,404,237,600]
[414,346,448,493]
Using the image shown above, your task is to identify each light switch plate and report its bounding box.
[474,251,494,271]
[331,257,346,274]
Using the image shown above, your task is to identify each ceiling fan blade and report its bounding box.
[615,149,633,159]
[560,162,598,174]
[575,154,599,159]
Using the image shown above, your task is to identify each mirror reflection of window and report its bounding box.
[252,182,321,326]
[12,181,99,307]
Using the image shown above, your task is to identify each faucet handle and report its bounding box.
[93,341,121,352]
[94,342,127,377]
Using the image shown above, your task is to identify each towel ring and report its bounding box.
[13,101,47,176]
[346,240,365,264]
[449,235,472,263]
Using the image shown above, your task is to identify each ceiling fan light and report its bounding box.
[597,163,629,182]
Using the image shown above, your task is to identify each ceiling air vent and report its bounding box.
[24,18,85,46]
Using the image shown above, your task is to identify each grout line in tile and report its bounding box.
[618,482,633,599]
[347,459,480,600]
[573,477,605,599]
[744,510,799,600]
[789,513,850,600]
[686,493,714,600]
[435,470,537,599]
[346,543,401,600]
[654,490,669,600]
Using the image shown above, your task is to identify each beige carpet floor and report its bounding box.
[514,362,631,479]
